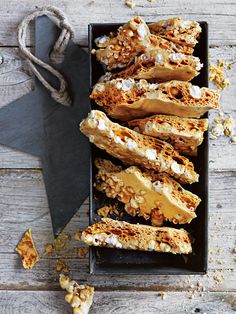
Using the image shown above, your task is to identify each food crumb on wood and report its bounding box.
[77,247,89,258]
[188,290,196,299]
[159,292,166,300]
[231,135,236,142]
[209,257,215,263]
[44,243,55,255]
[223,116,235,137]
[213,274,223,284]
[75,230,82,241]
[56,259,70,273]
[210,112,235,140]
[209,59,230,90]
[125,0,136,8]
[54,233,71,251]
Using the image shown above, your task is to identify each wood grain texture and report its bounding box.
[0,291,235,314]
[0,46,236,169]
[1,0,236,47]
[0,2,236,312]
[0,169,235,290]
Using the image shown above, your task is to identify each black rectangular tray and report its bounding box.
[88,22,208,275]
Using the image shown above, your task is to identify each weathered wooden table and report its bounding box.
[0,1,235,313]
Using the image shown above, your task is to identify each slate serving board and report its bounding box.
[89,22,208,275]
[0,16,91,236]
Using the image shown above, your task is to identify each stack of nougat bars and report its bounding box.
[79,17,220,255]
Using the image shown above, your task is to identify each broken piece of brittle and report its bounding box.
[94,16,195,70]
[80,110,199,184]
[81,218,192,254]
[149,17,201,48]
[109,49,203,82]
[16,228,40,269]
[94,158,200,226]
[59,274,94,314]
[127,114,208,156]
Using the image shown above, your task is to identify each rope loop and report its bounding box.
[17,6,73,106]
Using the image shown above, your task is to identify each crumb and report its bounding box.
[213,274,223,284]
[209,60,230,90]
[182,255,188,264]
[125,0,136,8]
[209,257,215,263]
[97,205,111,217]
[159,292,166,300]
[188,291,196,299]
[77,247,89,258]
[97,204,121,218]
[210,115,224,139]
[231,135,236,142]
[44,243,55,255]
[223,116,235,137]
[54,238,65,249]
[75,230,82,241]
[54,233,71,251]
[210,113,235,140]
[56,259,70,273]
[15,228,40,270]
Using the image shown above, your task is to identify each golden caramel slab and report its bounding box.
[15,228,40,270]
[81,218,192,254]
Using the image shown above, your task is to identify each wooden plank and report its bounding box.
[0,169,235,290]
[0,46,236,170]
[0,291,235,314]
[0,48,32,108]
[0,0,236,47]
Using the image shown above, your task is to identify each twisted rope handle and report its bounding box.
[17,6,74,106]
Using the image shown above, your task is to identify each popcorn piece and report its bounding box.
[210,113,235,140]
[223,116,234,137]
[94,17,195,70]
[81,218,192,254]
[80,110,199,184]
[59,274,94,314]
[94,158,200,226]
[209,60,230,90]
[15,228,40,270]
